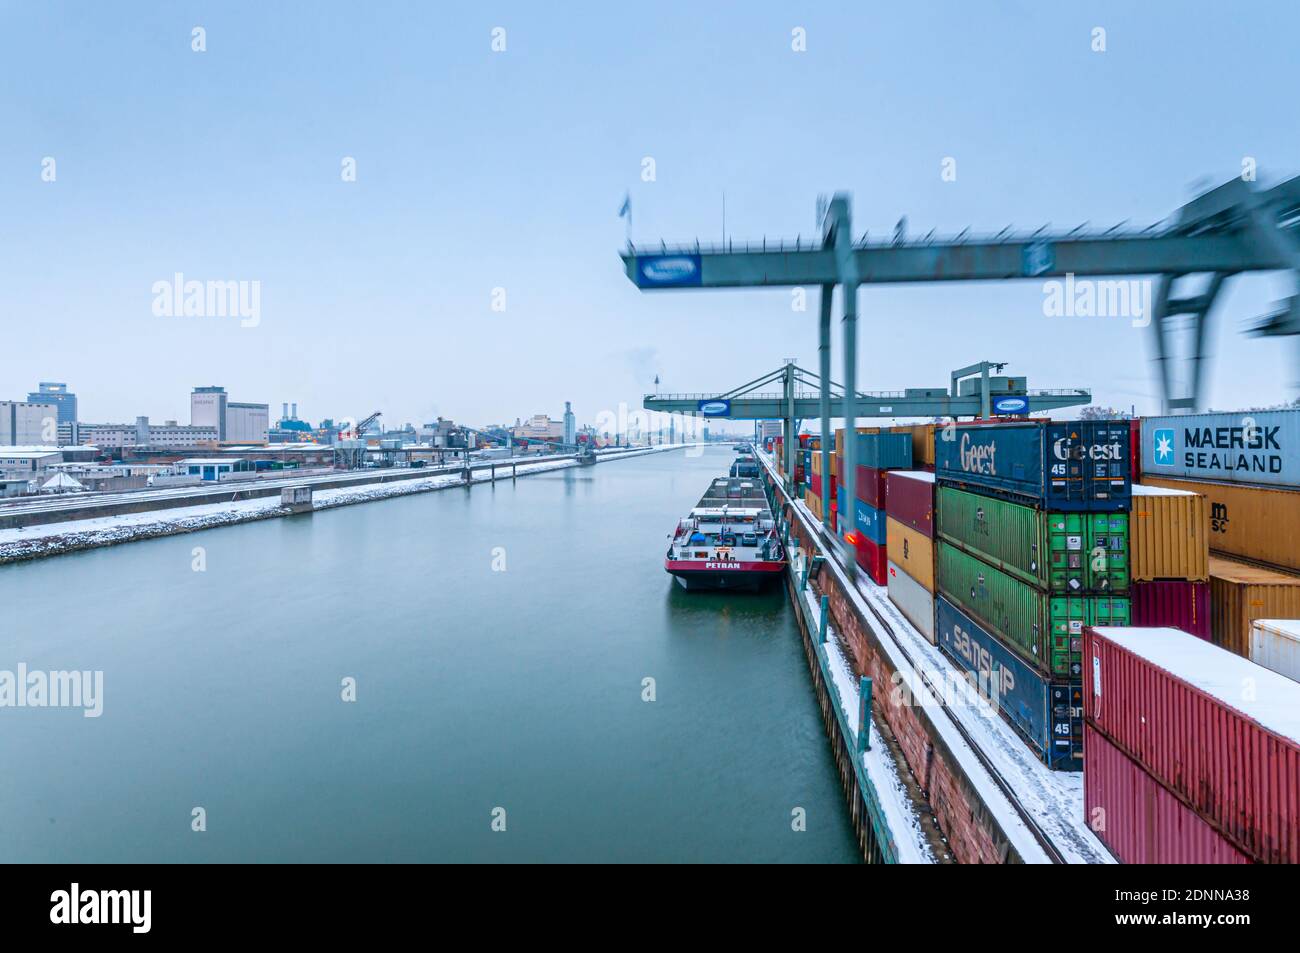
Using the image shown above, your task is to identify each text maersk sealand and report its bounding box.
[665,475,786,590]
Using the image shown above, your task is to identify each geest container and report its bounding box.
[855,432,913,470]
[936,485,1126,593]
[1251,619,1300,683]
[1142,475,1300,573]
[1129,483,1209,582]
[885,470,935,538]
[1084,723,1250,864]
[937,542,1130,678]
[1084,625,1300,863]
[1141,409,1300,488]
[886,559,935,642]
[937,596,1082,770]
[1130,580,1211,640]
[935,419,1131,512]
[886,516,934,591]
[1209,555,1300,658]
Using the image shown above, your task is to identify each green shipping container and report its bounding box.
[936,542,1130,678]
[936,485,1129,593]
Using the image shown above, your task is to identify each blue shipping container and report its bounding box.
[855,432,913,470]
[935,420,1130,511]
[838,490,886,544]
[936,596,1082,771]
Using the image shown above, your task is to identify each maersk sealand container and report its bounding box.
[1141,408,1300,488]
[935,420,1131,511]
[936,596,1082,770]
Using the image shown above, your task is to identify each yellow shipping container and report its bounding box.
[1142,476,1300,573]
[1209,555,1300,658]
[1130,484,1210,582]
[891,423,937,467]
[886,516,934,592]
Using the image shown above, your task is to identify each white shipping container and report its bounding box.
[887,559,935,644]
[1250,619,1300,683]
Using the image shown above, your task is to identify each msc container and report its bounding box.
[937,542,1129,678]
[1141,475,1300,572]
[1251,619,1300,682]
[855,432,912,470]
[1209,555,1300,657]
[1084,625,1300,864]
[1129,483,1209,581]
[1130,580,1211,640]
[855,465,888,508]
[1083,723,1250,864]
[936,596,1082,770]
[886,559,935,643]
[935,419,1131,512]
[885,469,934,538]
[890,423,937,467]
[885,517,934,591]
[936,485,1126,593]
[1140,408,1300,488]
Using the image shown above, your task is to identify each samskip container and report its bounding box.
[1130,580,1211,640]
[1083,723,1250,864]
[1129,483,1209,581]
[937,542,1129,678]
[885,517,934,591]
[1141,409,1300,488]
[855,432,913,470]
[1250,619,1300,683]
[886,559,935,642]
[1209,555,1300,657]
[885,469,934,538]
[1142,475,1300,572]
[935,419,1131,512]
[1084,625,1300,863]
[937,596,1082,770]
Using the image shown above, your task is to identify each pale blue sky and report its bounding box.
[2,1,1296,431]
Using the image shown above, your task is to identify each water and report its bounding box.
[0,447,859,863]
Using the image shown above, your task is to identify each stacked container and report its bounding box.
[932,419,1133,771]
[1250,619,1300,682]
[806,442,836,525]
[1208,555,1300,658]
[890,423,937,472]
[1084,625,1300,863]
[1128,483,1212,639]
[836,432,912,585]
[884,470,937,641]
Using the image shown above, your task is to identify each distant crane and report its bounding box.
[340,411,382,442]
[334,411,382,469]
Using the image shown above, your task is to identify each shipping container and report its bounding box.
[843,529,887,585]
[1129,483,1209,582]
[838,490,886,545]
[1084,625,1300,863]
[1130,580,1211,640]
[855,432,913,470]
[834,426,880,457]
[1251,619,1300,683]
[891,423,937,467]
[935,485,1126,593]
[936,597,1082,770]
[1128,418,1142,483]
[1209,555,1300,657]
[1142,475,1300,572]
[1083,724,1250,864]
[1141,408,1300,488]
[855,465,889,508]
[886,560,935,642]
[885,469,934,538]
[935,419,1131,512]
[937,542,1129,678]
[886,517,934,591]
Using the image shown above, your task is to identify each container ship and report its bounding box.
[665,475,786,590]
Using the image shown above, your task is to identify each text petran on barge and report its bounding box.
[665,475,786,590]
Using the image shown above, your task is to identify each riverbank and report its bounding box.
[0,444,695,565]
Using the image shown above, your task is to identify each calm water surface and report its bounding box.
[0,447,858,862]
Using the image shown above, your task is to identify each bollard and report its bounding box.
[857,676,873,753]
[818,594,829,644]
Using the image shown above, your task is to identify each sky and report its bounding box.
[2,1,1298,434]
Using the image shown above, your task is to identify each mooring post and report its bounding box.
[818,594,829,644]
[858,676,873,753]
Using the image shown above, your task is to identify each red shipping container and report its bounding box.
[1128,418,1142,482]
[1084,724,1249,864]
[1131,580,1210,640]
[854,465,888,508]
[810,473,822,498]
[885,470,935,539]
[844,531,887,585]
[1084,625,1300,863]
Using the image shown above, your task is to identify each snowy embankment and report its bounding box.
[0,444,693,565]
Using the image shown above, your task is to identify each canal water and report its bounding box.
[0,447,859,862]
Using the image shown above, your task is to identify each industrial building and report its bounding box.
[1,400,58,445]
[78,418,219,450]
[191,386,269,443]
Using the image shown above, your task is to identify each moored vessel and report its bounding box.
[665,475,786,590]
